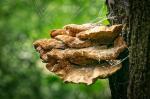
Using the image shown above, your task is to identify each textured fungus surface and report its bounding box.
[47,36,127,61]
[77,24,123,44]
[64,23,97,36]
[46,60,122,85]
[55,35,95,48]
[33,23,126,85]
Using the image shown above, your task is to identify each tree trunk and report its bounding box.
[106,0,150,99]
[128,1,150,99]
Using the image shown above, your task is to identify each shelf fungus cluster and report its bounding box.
[33,23,127,85]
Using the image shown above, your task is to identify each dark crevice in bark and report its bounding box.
[109,50,129,99]
[106,0,129,99]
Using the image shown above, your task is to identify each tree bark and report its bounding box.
[106,0,150,99]
[106,0,129,99]
[128,1,150,99]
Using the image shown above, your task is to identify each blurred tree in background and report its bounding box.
[0,0,110,99]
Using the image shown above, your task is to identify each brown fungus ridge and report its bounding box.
[77,24,123,44]
[33,47,51,63]
[33,39,65,62]
[46,60,122,85]
[55,35,95,48]
[33,38,66,50]
[69,57,101,66]
[50,29,69,37]
[47,36,127,61]
[63,23,97,36]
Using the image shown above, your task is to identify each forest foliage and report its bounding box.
[0,0,110,99]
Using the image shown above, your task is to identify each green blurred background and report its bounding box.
[0,0,111,99]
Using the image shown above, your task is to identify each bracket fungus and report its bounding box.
[33,23,127,85]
